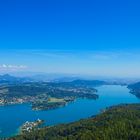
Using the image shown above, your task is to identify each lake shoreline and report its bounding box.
[0,85,140,138]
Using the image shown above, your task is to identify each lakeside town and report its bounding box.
[20,119,44,133]
[0,80,99,110]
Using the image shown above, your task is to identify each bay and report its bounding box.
[0,85,140,138]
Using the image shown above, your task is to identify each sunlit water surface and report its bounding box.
[0,85,140,138]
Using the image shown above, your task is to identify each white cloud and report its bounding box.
[0,64,27,71]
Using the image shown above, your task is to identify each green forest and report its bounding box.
[10,104,140,140]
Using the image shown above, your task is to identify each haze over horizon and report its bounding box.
[0,0,140,77]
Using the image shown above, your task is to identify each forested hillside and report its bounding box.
[128,82,140,98]
[11,104,140,140]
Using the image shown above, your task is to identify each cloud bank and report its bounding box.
[0,64,27,71]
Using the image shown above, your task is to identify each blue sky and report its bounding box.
[0,50,140,77]
[0,0,140,77]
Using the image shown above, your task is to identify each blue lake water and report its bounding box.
[0,85,140,138]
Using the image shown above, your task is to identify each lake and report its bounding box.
[0,85,140,138]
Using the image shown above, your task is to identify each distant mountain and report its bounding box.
[0,74,129,87]
[52,77,80,82]
[29,74,80,82]
[0,74,35,84]
[128,82,140,98]
[0,74,108,87]
[71,79,107,86]
[53,79,107,88]
[0,74,17,81]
